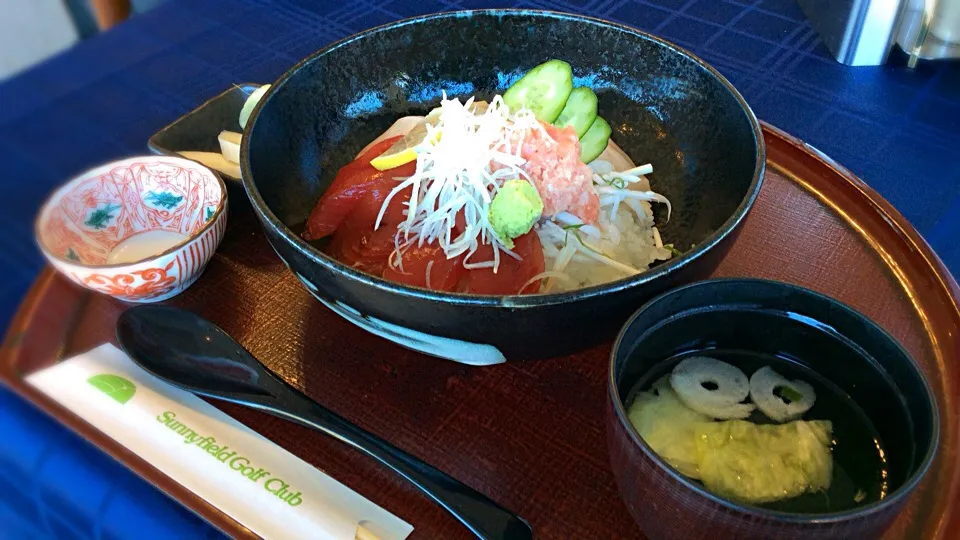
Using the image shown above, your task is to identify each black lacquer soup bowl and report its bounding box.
[240,10,765,362]
[607,278,938,540]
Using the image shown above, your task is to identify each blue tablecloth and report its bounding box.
[1,0,957,537]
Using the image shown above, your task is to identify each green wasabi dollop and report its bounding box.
[488,179,544,248]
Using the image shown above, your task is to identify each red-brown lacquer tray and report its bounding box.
[2,124,958,539]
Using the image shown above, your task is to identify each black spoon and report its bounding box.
[116,305,532,540]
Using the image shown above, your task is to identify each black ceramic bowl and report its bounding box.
[241,10,764,360]
[607,278,939,540]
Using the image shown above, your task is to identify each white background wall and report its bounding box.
[0,0,80,81]
[0,0,167,81]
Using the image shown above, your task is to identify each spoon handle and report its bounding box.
[261,392,531,540]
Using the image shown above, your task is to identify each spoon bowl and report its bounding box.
[117,305,269,396]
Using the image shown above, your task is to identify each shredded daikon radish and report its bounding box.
[537,219,640,277]
[521,270,576,294]
[376,94,542,272]
[597,187,672,220]
[425,260,434,289]
[652,227,663,248]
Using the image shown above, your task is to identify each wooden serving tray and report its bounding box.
[2,124,958,539]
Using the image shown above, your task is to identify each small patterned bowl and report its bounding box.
[35,156,228,303]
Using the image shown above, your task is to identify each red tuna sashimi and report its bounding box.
[327,181,411,275]
[459,231,545,295]
[303,136,415,240]
[382,243,464,292]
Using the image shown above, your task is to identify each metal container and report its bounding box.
[797,0,960,67]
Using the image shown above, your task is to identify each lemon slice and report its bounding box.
[369,139,420,171]
[369,101,488,171]
[370,109,441,171]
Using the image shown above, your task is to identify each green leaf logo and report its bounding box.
[87,374,136,404]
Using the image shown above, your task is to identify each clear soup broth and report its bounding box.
[626,349,889,513]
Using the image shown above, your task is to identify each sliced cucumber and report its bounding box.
[580,116,612,163]
[503,60,573,123]
[239,84,271,129]
[553,87,598,138]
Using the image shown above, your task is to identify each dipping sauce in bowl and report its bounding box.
[106,230,190,264]
[607,278,938,540]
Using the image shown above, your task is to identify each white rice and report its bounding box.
[536,200,671,292]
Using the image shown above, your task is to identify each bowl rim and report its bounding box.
[607,276,941,523]
[240,8,767,308]
[34,155,228,269]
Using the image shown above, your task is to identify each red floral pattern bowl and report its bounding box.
[35,156,228,303]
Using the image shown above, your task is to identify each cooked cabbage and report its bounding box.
[695,419,834,504]
[627,377,711,479]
